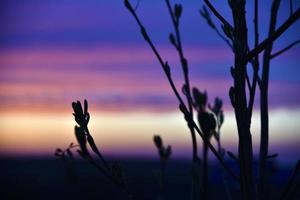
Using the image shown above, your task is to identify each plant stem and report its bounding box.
[259,1,281,199]
[165,0,198,162]
[203,142,208,200]
[270,39,300,59]
[247,0,259,123]
[231,1,254,199]
[124,0,239,182]
[246,8,300,62]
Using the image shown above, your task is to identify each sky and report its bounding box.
[0,0,299,165]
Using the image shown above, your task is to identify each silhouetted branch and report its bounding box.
[245,73,251,92]
[259,1,281,199]
[200,6,232,49]
[227,151,239,164]
[86,155,133,199]
[72,100,133,199]
[246,8,300,62]
[271,39,300,59]
[133,0,140,11]
[247,0,260,124]
[124,0,239,182]
[230,0,255,198]
[124,0,181,105]
[203,0,232,28]
[153,135,171,199]
[85,128,111,171]
[165,0,198,161]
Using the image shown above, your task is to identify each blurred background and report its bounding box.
[0,0,299,199]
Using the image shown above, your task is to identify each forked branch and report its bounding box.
[124,0,239,182]
[246,8,300,62]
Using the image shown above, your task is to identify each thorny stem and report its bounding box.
[124,0,239,182]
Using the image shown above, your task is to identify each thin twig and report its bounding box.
[271,39,300,59]
[124,0,239,182]
[85,127,111,171]
[258,1,281,199]
[247,0,259,123]
[203,0,232,28]
[165,0,198,160]
[246,8,300,62]
[134,0,141,11]
[199,6,232,49]
[215,27,233,49]
[246,73,252,92]
[86,155,133,200]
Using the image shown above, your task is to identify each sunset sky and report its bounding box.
[0,1,299,165]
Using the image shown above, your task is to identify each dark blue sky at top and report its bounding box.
[0,0,299,110]
[1,0,299,48]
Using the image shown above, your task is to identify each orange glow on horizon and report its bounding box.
[0,109,299,161]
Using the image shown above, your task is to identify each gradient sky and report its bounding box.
[0,0,299,165]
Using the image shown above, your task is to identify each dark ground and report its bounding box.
[0,157,298,200]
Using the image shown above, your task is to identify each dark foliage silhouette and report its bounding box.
[153,135,171,199]
[56,1,300,199]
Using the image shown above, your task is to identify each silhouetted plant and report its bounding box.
[153,135,171,199]
[54,143,77,160]
[55,1,300,199]
[58,100,133,199]
[201,0,300,199]
[124,1,238,199]
[125,0,300,199]
[192,88,228,199]
[55,143,78,184]
[192,88,216,200]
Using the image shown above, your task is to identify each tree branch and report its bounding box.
[165,0,198,160]
[271,39,300,59]
[247,0,259,123]
[200,6,233,49]
[258,1,281,199]
[246,8,300,62]
[124,0,239,182]
[203,0,232,28]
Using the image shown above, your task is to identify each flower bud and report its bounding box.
[153,135,163,149]
[174,4,182,19]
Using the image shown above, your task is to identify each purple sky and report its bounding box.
[1,0,300,112]
[0,1,299,161]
